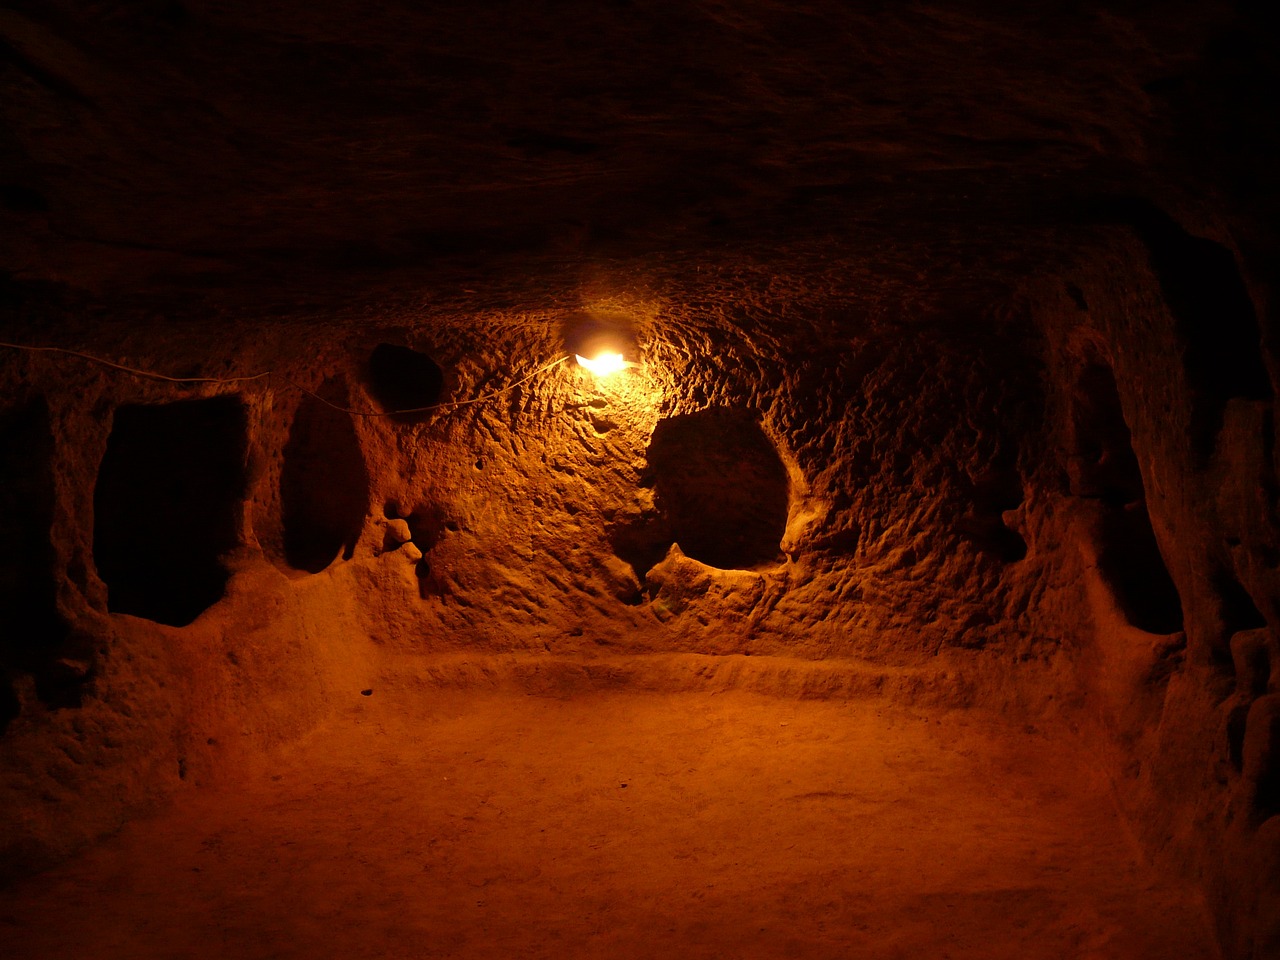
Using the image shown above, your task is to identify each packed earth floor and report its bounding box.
[0,672,1220,960]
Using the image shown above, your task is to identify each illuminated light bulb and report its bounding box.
[575,351,628,377]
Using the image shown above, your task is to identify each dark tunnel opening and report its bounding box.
[623,409,790,573]
[278,383,370,574]
[93,396,249,627]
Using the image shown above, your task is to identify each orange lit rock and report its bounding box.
[1,2,1278,957]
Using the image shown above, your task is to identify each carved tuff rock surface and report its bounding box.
[2,2,1279,958]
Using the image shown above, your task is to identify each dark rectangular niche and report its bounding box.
[93,396,248,627]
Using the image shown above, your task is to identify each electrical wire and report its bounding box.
[0,340,571,417]
[0,341,270,384]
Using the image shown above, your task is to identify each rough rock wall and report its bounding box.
[0,322,379,877]
[3,1,1279,955]
[3,230,1278,954]
[1023,223,1279,958]
[0,268,1056,881]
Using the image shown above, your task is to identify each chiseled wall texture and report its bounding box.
[2,0,1279,955]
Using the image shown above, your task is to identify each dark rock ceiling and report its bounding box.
[0,1,1274,323]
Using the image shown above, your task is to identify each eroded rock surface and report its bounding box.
[3,1,1279,956]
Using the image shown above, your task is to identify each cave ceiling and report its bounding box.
[0,0,1259,330]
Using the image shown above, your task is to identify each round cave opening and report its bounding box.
[622,408,790,573]
[365,343,444,421]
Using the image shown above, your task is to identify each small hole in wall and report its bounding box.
[34,657,91,711]
[1065,282,1089,312]
[1,183,49,213]
[93,396,248,627]
[406,506,449,599]
[1214,570,1268,681]
[365,344,444,421]
[957,518,1028,563]
[957,465,1027,563]
[278,382,370,574]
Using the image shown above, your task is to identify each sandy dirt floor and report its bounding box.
[0,684,1220,960]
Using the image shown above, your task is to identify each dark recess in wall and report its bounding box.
[405,504,450,599]
[1226,625,1271,774]
[1067,358,1145,505]
[609,506,672,585]
[1247,700,1280,821]
[1095,198,1271,463]
[1215,568,1267,641]
[365,344,444,422]
[1228,704,1251,772]
[0,183,49,213]
[643,409,789,571]
[957,464,1027,562]
[279,383,370,574]
[1067,356,1184,634]
[93,396,248,627]
[0,398,67,732]
[1095,506,1185,634]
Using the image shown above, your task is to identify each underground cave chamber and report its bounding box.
[0,286,1274,960]
[3,2,1280,958]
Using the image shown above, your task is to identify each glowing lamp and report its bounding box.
[575,351,628,377]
